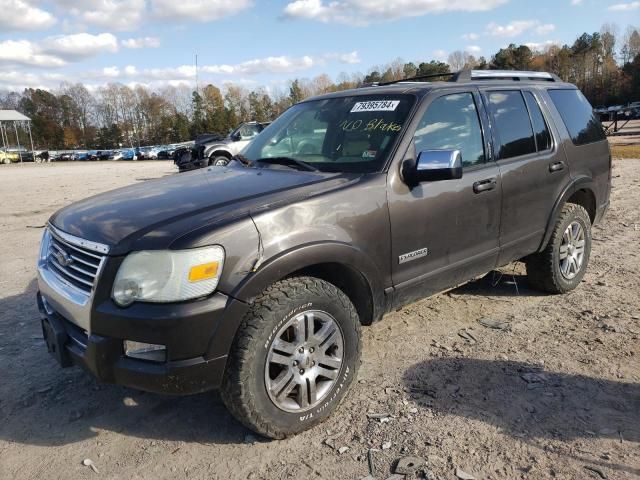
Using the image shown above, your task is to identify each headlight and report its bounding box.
[39,228,52,264]
[112,246,225,307]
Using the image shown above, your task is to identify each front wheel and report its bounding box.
[525,203,592,293]
[221,277,361,439]
[209,155,230,167]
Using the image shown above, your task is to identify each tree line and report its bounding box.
[1,24,638,151]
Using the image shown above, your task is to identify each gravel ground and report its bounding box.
[0,160,638,480]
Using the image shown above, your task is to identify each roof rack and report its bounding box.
[375,69,561,86]
[452,69,561,82]
[378,72,455,86]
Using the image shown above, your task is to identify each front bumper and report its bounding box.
[37,290,247,394]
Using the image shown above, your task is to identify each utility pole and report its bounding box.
[195,53,199,96]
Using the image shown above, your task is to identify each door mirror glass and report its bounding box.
[405,149,463,185]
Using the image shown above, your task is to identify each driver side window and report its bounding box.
[239,125,260,139]
[413,92,485,168]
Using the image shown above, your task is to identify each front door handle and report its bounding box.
[549,161,565,172]
[473,178,497,194]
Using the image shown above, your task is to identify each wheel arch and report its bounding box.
[205,242,386,361]
[231,242,386,326]
[205,147,232,162]
[538,176,597,252]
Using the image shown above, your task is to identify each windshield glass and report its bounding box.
[243,94,416,173]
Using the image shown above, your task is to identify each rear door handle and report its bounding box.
[549,161,565,172]
[473,178,497,194]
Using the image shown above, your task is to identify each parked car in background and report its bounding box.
[176,122,270,172]
[157,146,177,159]
[111,149,137,161]
[1,147,35,162]
[56,152,79,161]
[138,146,163,160]
[0,148,20,164]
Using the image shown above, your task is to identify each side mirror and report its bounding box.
[404,149,463,185]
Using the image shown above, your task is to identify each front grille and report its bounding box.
[47,231,105,295]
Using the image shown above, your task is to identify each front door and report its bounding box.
[388,89,502,308]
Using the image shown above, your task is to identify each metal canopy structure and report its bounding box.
[0,109,35,163]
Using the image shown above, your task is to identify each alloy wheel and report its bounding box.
[559,221,585,280]
[264,310,344,413]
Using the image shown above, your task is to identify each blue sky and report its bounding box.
[0,0,638,92]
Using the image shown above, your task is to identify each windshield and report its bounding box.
[243,94,416,173]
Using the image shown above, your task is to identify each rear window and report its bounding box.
[523,91,552,151]
[548,89,605,146]
[487,90,536,160]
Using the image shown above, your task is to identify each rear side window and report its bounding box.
[487,91,536,159]
[548,89,605,146]
[523,91,552,151]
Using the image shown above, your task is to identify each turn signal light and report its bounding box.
[188,262,219,282]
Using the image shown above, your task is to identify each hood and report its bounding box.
[50,166,342,252]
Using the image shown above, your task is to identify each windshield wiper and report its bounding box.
[254,157,319,172]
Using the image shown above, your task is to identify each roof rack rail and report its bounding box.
[375,69,561,87]
[378,72,454,86]
[452,69,561,82]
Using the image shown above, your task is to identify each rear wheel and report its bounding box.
[221,276,361,439]
[525,203,592,293]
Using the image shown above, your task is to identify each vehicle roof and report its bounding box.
[303,79,577,103]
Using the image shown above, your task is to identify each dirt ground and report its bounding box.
[0,160,638,480]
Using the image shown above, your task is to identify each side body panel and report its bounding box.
[478,86,573,266]
[540,88,611,216]
[387,88,502,308]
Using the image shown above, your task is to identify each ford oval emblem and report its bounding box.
[53,249,74,267]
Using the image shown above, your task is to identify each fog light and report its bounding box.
[124,341,166,362]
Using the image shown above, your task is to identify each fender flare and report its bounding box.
[205,242,387,359]
[538,175,597,252]
[204,145,232,160]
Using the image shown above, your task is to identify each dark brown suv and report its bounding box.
[37,70,611,438]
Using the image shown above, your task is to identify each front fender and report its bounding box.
[231,241,385,308]
[205,241,386,360]
[203,144,232,158]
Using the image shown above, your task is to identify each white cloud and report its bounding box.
[151,0,253,22]
[282,0,508,25]
[486,20,555,38]
[122,37,161,49]
[608,1,640,10]
[52,0,147,30]
[571,0,583,5]
[534,23,555,35]
[0,40,67,68]
[199,52,360,76]
[524,40,560,51]
[432,49,448,60]
[0,0,57,31]
[0,71,66,91]
[466,45,482,54]
[77,51,362,85]
[462,32,479,41]
[40,33,119,59]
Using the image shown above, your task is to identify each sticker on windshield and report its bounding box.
[350,100,400,113]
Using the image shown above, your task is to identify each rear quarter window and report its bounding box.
[547,89,606,146]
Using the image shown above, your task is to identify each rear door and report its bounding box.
[480,87,570,265]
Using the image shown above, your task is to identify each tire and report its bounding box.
[221,276,361,439]
[525,203,592,293]
[209,155,230,167]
